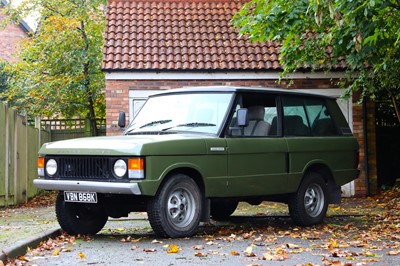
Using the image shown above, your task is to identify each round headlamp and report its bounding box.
[114,159,127,178]
[46,159,58,176]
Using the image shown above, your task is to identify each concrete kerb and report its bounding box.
[0,227,61,263]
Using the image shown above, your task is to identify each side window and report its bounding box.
[305,99,338,136]
[228,93,278,137]
[281,97,311,136]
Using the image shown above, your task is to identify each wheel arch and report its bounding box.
[302,162,341,204]
[159,167,206,195]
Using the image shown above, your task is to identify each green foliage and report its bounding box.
[0,61,9,99]
[1,0,106,120]
[233,0,400,123]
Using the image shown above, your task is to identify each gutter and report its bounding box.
[363,98,370,196]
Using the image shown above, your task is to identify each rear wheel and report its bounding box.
[288,172,328,226]
[210,199,238,220]
[147,174,202,238]
[56,192,108,235]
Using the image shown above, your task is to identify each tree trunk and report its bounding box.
[389,92,400,125]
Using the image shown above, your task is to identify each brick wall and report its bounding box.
[105,77,372,196]
[0,8,27,62]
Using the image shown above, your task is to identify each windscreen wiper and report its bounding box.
[139,119,172,128]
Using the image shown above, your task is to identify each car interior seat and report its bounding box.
[243,106,270,136]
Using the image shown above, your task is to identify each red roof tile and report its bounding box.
[102,0,283,71]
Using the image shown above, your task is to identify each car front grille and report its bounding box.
[48,156,114,180]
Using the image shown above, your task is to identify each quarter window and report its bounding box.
[281,97,338,136]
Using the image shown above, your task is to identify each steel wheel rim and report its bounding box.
[304,184,324,217]
[167,188,195,228]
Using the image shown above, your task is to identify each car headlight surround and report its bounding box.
[46,159,58,176]
[114,159,127,178]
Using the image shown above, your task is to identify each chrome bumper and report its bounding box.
[33,179,142,195]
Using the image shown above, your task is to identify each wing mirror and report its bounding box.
[236,108,249,127]
[118,112,126,128]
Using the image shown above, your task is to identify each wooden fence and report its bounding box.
[40,118,106,142]
[0,103,50,207]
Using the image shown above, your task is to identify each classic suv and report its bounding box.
[34,86,359,238]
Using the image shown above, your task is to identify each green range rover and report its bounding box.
[34,86,359,238]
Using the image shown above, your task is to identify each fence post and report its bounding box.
[85,119,91,137]
[4,104,10,206]
[35,116,41,147]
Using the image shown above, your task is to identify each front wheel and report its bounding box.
[147,174,202,238]
[55,192,108,235]
[288,172,328,226]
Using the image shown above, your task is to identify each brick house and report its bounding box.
[102,0,377,196]
[0,1,32,62]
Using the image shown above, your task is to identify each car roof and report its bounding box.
[150,86,336,99]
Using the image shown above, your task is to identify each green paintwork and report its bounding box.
[37,87,360,200]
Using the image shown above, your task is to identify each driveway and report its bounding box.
[5,190,399,266]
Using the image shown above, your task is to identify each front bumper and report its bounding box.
[33,179,142,195]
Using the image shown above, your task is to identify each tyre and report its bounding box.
[288,172,328,226]
[55,192,108,235]
[147,174,202,238]
[210,199,238,220]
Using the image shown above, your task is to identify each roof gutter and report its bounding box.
[363,97,370,196]
[104,70,346,81]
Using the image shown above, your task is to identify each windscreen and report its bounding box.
[124,92,234,135]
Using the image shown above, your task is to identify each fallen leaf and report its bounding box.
[166,244,180,254]
[231,250,240,256]
[388,250,400,255]
[143,248,156,252]
[77,251,86,260]
[244,245,254,255]
[53,249,59,256]
[194,252,206,257]
[131,245,139,250]
[262,253,274,261]
[152,239,163,244]
[193,245,204,250]
[286,243,301,249]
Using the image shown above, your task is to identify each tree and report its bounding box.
[232,0,400,124]
[1,0,106,135]
[0,61,9,100]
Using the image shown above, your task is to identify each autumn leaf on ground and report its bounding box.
[77,251,86,260]
[328,240,339,249]
[388,250,400,255]
[286,243,301,249]
[193,245,204,250]
[194,252,206,257]
[262,252,274,261]
[52,249,59,256]
[131,245,139,250]
[322,256,341,266]
[143,248,156,252]
[231,250,240,256]
[166,244,180,253]
[152,239,163,244]
[273,248,289,261]
[244,244,256,257]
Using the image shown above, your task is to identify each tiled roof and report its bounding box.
[102,0,282,71]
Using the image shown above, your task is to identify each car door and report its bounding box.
[224,92,289,197]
